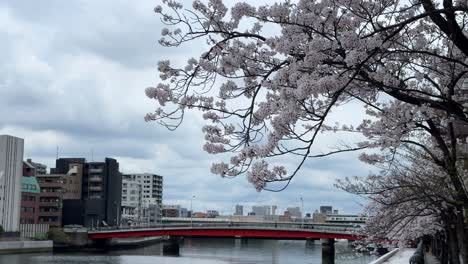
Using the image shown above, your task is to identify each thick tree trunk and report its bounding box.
[454,209,468,264]
[441,233,449,264]
[448,220,461,264]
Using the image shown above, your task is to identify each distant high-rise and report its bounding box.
[320,206,333,214]
[0,135,24,232]
[234,204,243,216]
[272,205,277,215]
[287,207,302,219]
[180,208,188,218]
[252,205,271,216]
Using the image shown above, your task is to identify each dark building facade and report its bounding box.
[319,206,333,214]
[57,158,122,227]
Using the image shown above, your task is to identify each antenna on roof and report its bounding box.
[56,146,59,160]
[91,148,94,162]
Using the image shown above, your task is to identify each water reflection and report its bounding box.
[0,238,377,264]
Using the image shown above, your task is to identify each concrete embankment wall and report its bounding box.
[0,240,53,254]
[109,236,165,246]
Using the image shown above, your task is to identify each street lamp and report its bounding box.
[300,196,304,229]
[190,195,196,227]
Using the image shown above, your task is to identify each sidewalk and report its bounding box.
[382,248,415,264]
[424,252,440,264]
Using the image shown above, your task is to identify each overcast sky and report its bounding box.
[0,0,375,215]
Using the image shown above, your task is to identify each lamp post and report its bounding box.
[300,196,304,229]
[190,195,196,227]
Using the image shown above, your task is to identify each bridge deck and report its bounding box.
[88,225,362,240]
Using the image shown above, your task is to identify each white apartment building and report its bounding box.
[0,135,24,232]
[121,173,163,224]
[124,173,163,204]
[121,178,142,223]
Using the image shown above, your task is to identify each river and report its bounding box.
[0,238,377,264]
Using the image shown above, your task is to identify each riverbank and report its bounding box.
[54,235,166,252]
[0,240,53,254]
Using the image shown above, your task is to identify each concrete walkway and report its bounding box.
[424,252,440,264]
[382,248,416,264]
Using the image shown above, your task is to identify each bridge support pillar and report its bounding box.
[321,238,335,264]
[163,236,181,256]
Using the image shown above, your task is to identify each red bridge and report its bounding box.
[86,223,363,263]
[88,223,362,240]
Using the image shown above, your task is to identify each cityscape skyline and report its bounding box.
[0,0,373,216]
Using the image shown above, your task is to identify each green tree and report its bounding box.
[47,228,70,244]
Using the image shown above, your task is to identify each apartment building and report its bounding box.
[122,173,163,223]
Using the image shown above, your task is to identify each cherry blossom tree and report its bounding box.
[146,0,468,261]
[337,141,467,263]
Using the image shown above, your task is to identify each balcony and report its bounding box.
[39,201,60,207]
[89,176,102,182]
[38,219,61,227]
[89,186,103,191]
[39,192,62,197]
[38,211,61,217]
[89,168,103,173]
[38,182,63,188]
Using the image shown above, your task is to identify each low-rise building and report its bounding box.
[163,204,181,217]
[312,210,327,223]
[286,207,302,219]
[206,210,219,218]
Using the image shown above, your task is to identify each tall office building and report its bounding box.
[234,204,243,216]
[57,158,122,227]
[0,135,24,232]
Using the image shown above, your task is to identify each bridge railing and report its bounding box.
[90,221,362,234]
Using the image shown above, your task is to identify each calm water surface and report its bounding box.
[0,238,377,264]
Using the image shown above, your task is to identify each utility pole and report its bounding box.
[190,195,196,227]
[300,196,304,229]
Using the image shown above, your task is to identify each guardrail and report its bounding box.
[89,222,362,234]
[369,248,399,264]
